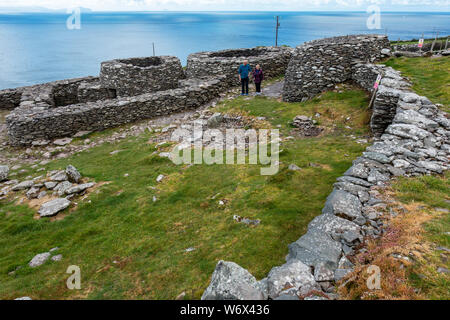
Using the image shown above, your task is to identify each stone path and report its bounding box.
[261,80,284,99]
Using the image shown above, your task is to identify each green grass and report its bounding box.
[384,56,450,112]
[392,172,450,300]
[216,87,371,136]
[0,86,371,300]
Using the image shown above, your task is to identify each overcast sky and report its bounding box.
[0,0,449,11]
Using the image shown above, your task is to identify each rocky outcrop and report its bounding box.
[186,46,293,86]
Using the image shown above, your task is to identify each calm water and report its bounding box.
[0,11,449,89]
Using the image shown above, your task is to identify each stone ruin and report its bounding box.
[1,46,291,146]
[282,34,391,103]
[100,56,185,96]
[0,34,449,301]
[201,35,450,301]
[186,46,293,85]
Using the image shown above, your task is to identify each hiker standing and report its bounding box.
[252,64,264,95]
[238,60,252,96]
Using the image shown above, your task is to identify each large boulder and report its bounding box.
[65,165,82,183]
[201,261,266,300]
[0,165,9,181]
[266,260,316,299]
[322,189,362,220]
[38,198,71,217]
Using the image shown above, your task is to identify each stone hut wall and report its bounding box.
[282,35,391,102]
[99,56,185,97]
[0,87,24,110]
[6,76,227,145]
[0,77,101,111]
[186,46,293,86]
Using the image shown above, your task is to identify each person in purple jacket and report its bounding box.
[252,64,264,95]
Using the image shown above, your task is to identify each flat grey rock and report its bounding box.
[44,181,58,190]
[29,252,51,267]
[334,268,353,282]
[12,180,34,191]
[287,229,342,268]
[51,254,63,262]
[322,189,362,220]
[26,187,41,199]
[343,163,369,179]
[38,198,71,217]
[53,138,72,146]
[334,181,368,196]
[362,151,390,164]
[65,182,95,195]
[201,260,265,300]
[54,181,72,196]
[266,260,316,299]
[386,123,431,141]
[50,171,69,182]
[308,213,361,237]
[288,164,302,171]
[207,113,223,128]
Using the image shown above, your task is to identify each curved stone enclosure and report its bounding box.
[100,56,185,96]
[186,46,293,85]
[282,35,391,102]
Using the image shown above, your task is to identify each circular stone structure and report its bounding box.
[100,56,185,96]
[186,46,293,85]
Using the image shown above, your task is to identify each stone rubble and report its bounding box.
[0,164,96,217]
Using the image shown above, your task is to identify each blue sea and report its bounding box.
[0,11,449,89]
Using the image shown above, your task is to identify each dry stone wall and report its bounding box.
[100,56,185,97]
[282,35,391,102]
[6,76,227,146]
[186,46,293,86]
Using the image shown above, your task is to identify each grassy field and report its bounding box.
[0,86,371,300]
[384,56,450,112]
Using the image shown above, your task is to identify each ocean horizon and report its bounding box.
[0,11,449,90]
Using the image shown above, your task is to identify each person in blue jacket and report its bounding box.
[238,60,252,96]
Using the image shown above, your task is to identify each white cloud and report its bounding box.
[0,0,449,10]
